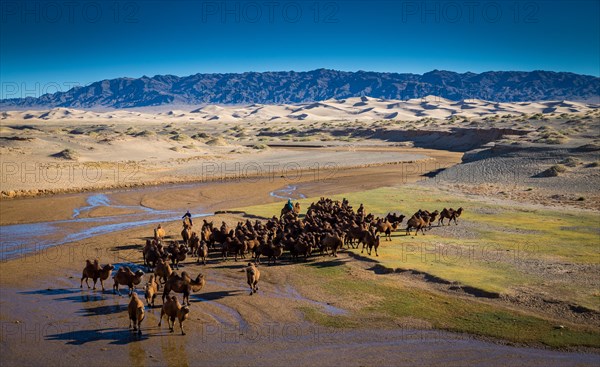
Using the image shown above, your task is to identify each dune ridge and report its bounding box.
[2,96,598,124]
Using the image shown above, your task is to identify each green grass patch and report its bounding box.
[238,185,600,310]
[296,263,600,348]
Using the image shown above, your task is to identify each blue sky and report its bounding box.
[1,0,599,96]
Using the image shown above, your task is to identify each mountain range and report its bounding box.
[2,69,598,109]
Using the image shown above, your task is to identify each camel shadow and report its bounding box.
[19,288,109,303]
[56,294,106,303]
[191,289,243,302]
[422,167,446,178]
[305,258,349,268]
[19,288,80,296]
[346,251,380,263]
[78,304,125,317]
[46,327,149,345]
[367,264,398,274]
[113,244,142,251]
[113,262,145,273]
[211,263,246,270]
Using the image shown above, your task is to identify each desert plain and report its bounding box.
[1,96,599,366]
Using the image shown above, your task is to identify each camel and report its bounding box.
[320,233,344,257]
[197,241,208,265]
[154,258,173,284]
[159,296,190,335]
[280,202,301,218]
[181,224,192,245]
[254,241,284,265]
[450,207,464,225]
[425,210,440,228]
[128,292,145,334]
[292,236,314,261]
[375,219,400,241]
[439,207,464,226]
[182,216,193,229]
[154,224,166,241]
[361,230,380,256]
[344,223,368,249]
[162,271,205,306]
[143,240,165,271]
[245,262,260,295]
[80,259,114,291]
[406,213,428,236]
[189,232,200,256]
[222,236,245,261]
[113,266,144,295]
[144,274,160,308]
[167,241,188,269]
[201,224,213,248]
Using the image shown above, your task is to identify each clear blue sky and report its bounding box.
[1,0,599,96]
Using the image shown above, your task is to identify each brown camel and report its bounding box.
[154,224,166,241]
[162,271,205,306]
[280,202,301,218]
[81,259,114,291]
[113,266,144,295]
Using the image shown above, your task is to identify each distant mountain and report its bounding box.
[2,69,598,109]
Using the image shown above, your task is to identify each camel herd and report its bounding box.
[80,197,464,335]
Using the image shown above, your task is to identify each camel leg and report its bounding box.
[179,320,186,335]
[92,278,98,290]
[158,309,164,327]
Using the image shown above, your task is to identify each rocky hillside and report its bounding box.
[2,69,598,108]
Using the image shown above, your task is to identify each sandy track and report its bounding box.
[1,222,598,366]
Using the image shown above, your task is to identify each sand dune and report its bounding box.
[3,96,598,124]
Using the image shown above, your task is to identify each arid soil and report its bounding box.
[1,102,599,366]
[1,213,599,367]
